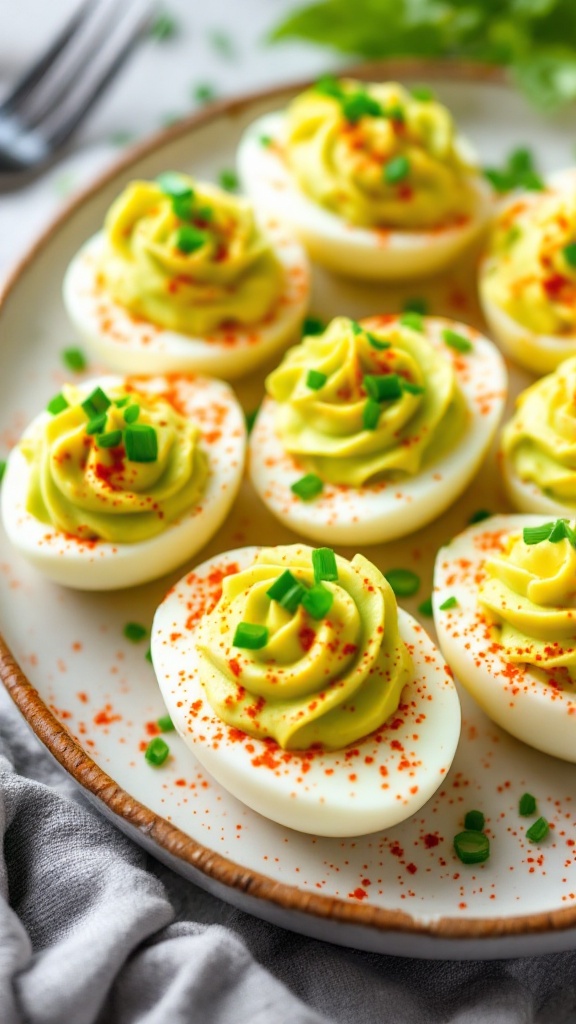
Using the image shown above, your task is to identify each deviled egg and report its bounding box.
[237,78,492,280]
[480,168,576,374]
[501,356,576,516]
[63,174,310,379]
[152,543,461,836]
[1,375,245,589]
[249,314,507,544]
[434,514,576,763]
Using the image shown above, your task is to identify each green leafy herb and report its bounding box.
[124,622,148,643]
[384,568,420,597]
[219,168,239,192]
[150,12,179,42]
[303,316,326,336]
[341,90,382,123]
[417,596,433,617]
[484,147,544,193]
[314,75,344,99]
[62,347,86,373]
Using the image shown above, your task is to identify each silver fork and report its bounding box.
[0,0,157,186]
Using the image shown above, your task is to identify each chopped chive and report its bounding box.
[125,424,158,463]
[526,816,549,843]
[548,519,575,543]
[0,460,5,483]
[367,332,390,350]
[363,398,381,431]
[442,328,473,353]
[219,168,239,192]
[341,91,382,123]
[383,103,404,122]
[411,85,434,101]
[145,737,170,766]
[314,75,344,99]
[114,396,130,408]
[403,297,428,315]
[85,413,107,435]
[291,474,323,501]
[149,12,178,41]
[563,243,576,268]
[267,570,306,613]
[123,622,148,642]
[454,830,490,864]
[400,311,424,332]
[123,404,140,425]
[233,622,268,649]
[521,171,544,191]
[483,167,514,193]
[306,369,327,390]
[519,792,537,816]
[401,380,425,395]
[464,809,485,831]
[81,386,111,419]
[259,134,273,147]
[312,547,338,583]
[439,596,458,610]
[175,224,208,253]
[194,204,213,223]
[523,522,554,545]
[302,583,333,619]
[96,429,123,448]
[469,509,492,524]
[384,568,420,597]
[157,713,175,732]
[62,347,86,372]
[172,193,195,220]
[280,581,307,613]
[302,316,325,336]
[364,373,402,402]
[193,82,217,103]
[156,172,193,198]
[505,224,522,247]
[384,155,410,184]
[207,28,235,59]
[47,393,69,415]
[245,407,259,434]
[418,596,433,617]
[145,647,153,664]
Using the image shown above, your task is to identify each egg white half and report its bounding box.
[62,219,310,379]
[248,316,507,545]
[433,513,576,763]
[151,546,461,837]
[1,375,246,590]
[237,112,492,281]
[502,453,576,518]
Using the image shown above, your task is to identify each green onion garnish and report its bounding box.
[411,85,434,101]
[233,622,268,649]
[469,509,492,524]
[193,82,217,104]
[314,75,344,99]
[86,413,107,436]
[172,193,194,220]
[519,792,537,816]
[0,460,6,484]
[383,104,404,122]
[363,398,382,431]
[175,225,207,253]
[157,713,175,732]
[549,518,576,544]
[523,522,554,545]
[82,386,111,420]
[291,474,323,501]
[245,407,259,434]
[439,596,458,610]
[367,332,390,350]
[418,596,433,617]
[149,12,178,40]
[114,396,130,408]
[96,430,123,448]
[442,328,473,353]
[563,243,576,268]
[341,91,382,123]
[306,369,327,390]
[453,830,490,864]
[267,570,306,614]
[399,311,424,332]
[123,404,140,424]
[302,583,333,619]
[62,347,87,372]
[219,168,239,192]
[464,809,485,831]
[403,297,428,315]
[401,380,425,395]
[312,547,338,583]
[526,816,549,843]
[145,737,170,766]
[47,393,69,415]
[145,647,153,664]
[259,134,273,147]
[123,622,148,642]
[364,373,402,402]
[125,424,158,463]
[384,568,420,597]
[156,171,193,198]
[384,155,410,184]
[302,316,326,336]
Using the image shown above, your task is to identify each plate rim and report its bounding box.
[3,57,575,943]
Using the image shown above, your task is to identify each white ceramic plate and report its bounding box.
[2,63,576,960]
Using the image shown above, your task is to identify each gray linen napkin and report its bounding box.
[1,686,576,1024]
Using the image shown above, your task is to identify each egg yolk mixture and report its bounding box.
[22,383,207,542]
[195,545,412,750]
[285,78,479,230]
[99,173,284,334]
[479,521,576,680]
[265,316,467,486]
[483,184,576,335]
[502,356,576,505]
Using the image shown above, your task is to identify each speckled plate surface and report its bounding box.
[2,62,576,960]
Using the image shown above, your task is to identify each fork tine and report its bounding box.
[47,1,157,148]
[0,0,97,115]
